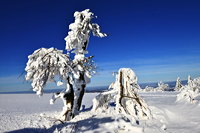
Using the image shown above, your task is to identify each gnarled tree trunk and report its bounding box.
[72,72,86,117]
[50,77,74,121]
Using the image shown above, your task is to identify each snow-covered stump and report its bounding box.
[92,68,152,120]
[115,68,151,119]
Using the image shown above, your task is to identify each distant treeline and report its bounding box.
[0,80,188,94]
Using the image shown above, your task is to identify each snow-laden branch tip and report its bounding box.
[65,9,107,55]
[25,48,71,96]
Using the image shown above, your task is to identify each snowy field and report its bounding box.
[0,91,200,133]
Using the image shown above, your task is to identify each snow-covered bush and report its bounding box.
[157,81,169,91]
[141,86,157,92]
[141,81,170,92]
[25,9,106,121]
[92,68,152,120]
[177,76,200,103]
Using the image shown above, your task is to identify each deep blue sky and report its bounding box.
[0,0,200,92]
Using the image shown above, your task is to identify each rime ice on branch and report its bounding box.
[65,9,106,55]
[92,68,152,120]
[25,48,71,96]
[25,9,106,121]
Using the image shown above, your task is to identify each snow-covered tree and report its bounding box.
[177,76,200,103]
[175,77,182,91]
[25,9,106,121]
[187,75,194,88]
[92,68,152,121]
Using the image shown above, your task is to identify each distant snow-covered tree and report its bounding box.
[25,9,106,121]
[187,75,194,88]
[177,76,200,103]
[175,77,182,91]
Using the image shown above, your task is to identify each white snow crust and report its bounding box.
[1,92,200,133]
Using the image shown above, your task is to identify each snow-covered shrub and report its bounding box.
[25,9,106,121]
[92,68,152,120]
[141,86,156,92]
[92,91,114,111]
[177,76,200,103]
[141,81,170,92]
[175,77,183,91]
[157,81,169,91]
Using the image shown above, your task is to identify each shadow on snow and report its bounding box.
[6,116,114,133]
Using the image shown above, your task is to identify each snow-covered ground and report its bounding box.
[0,92,200,133]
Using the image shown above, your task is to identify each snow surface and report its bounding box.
[1,92,200,133]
